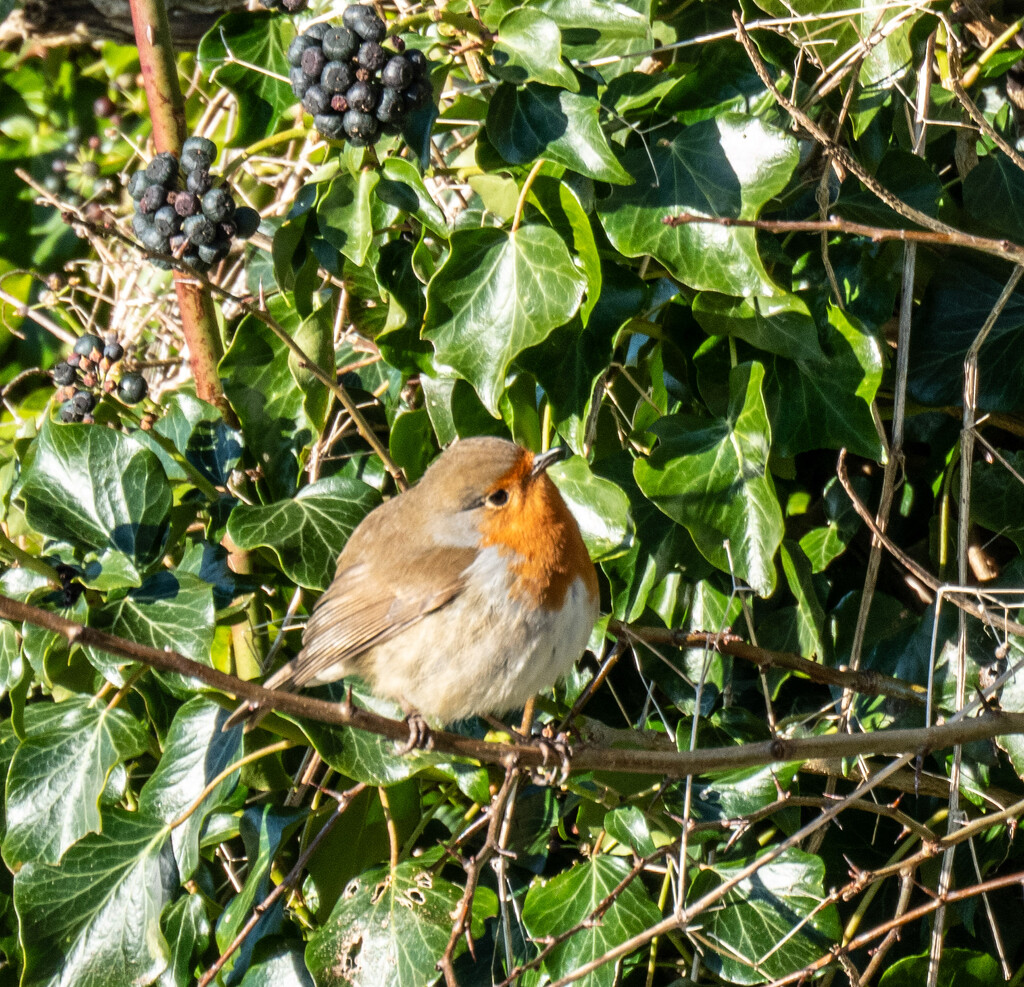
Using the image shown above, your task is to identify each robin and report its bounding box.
[225,437,600,744]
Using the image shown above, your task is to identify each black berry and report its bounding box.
[323,26,358,60]
[303,85,332,117]
[53,362,77,385]
[233,207,261,239]
[154,205,182,237]
[321,61,354,94]
[343,4,386,42]
[139,184,167,214]
[145,152,178,186]
[314,113,347,139]
[74,333,103,357]
[381,55,413,90]
[103,342,124,362]
[187,168,214,195]
[358,41,386,73]
[201,187,235,223]
[118,373,148,404]
[183,214,217,246]
[288,34,320,67]
[174,191,200,218]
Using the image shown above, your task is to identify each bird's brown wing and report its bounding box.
[263,544,478,692]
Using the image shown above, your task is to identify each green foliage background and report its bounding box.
[2,0,1024,984]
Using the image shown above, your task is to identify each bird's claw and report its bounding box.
[530,730,573,786]
[396,711,433,754]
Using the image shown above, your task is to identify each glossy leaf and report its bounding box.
[306,856,462,987]
[522,855,662,987]
[487,83,631,184]
[598,114,798,295]
[492,9,579,90]
[14,810,175,987]
[634,362,783,596]
[548,454,633,562]
[147,393,243,488]
[693,291,823,361]
[423,225,587,414]
[3,699,150,868]
[320,170,381,267]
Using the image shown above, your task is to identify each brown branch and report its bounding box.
[3,593,1024,778]
[662,212,1024,264]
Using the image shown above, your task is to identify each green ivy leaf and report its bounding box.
[226,473,382,590]
[597,115,798,295]
[879,949,1000,987]
[238,941,314,987]
[693,291,823,361]
[320,170,381,267]
[522,855,662,987]
[146,393,243,488]
[139,698,242,881]
[159,893,210,987]
[378,158,448,237]
[198,13,293,146]
[306,856,463,987]
[14,418,172,588]
[14,809,174,987]
[973,451,1024,550]
[487,83,632,184]
[492,9,580,90]
[2,699,150,868]
[423,225,586,415]
[548,455,633,561]
[634,362,783,596]
[688,848,841,983]
[766,305,884,459]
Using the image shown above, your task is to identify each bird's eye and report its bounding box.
[485,488,509,507]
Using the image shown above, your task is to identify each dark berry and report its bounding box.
[104,342,124,362]
[53,362,77,386]
[343,4,386,42]
[405,77,432,109]
[281,0,308,10]
[330,94,349,113]
[59,400,80,423]
[118,372,148,404]
[233,206,261,239]
[140,226,170,253]
[169,232,188,254]
[139,183,167,213]
[343,109,380,144]
[346,80,381,114]
[406,49,428,77]
[322,26,358,60]
[182,136,217,161]
[301,45,326,80]
[201,187,235,223]
[154,205,182,236]
[94,95,115,118]
[145,152,179,186]
[290,66,312,99]
[304,22,329,41]
[376,86,408,124]
[132,212,153,237]
[198,237,231,265]
[381,55,413,90]
[288,34,320,67]
[314,112,347,139]
[358,41,386,73]
[321,61,354,94]
[183,214,217,246]
[174,191,200,217]
[74,333,104,356]
[126,171,150,199]
[187,168,213,195]
[303,84,332,117]
[72,390,96,414]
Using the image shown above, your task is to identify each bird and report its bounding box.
[224,436,600,744]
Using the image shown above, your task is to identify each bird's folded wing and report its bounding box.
[265,545,478,691]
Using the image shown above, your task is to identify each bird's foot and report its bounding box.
[396,711,434,754]
[530,727,573,786]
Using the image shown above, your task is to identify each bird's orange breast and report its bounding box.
[478,456,598,612]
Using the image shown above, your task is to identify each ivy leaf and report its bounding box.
[146,393,243,488]
[634,362,783,596]
[378,157,448,236]
[14,809,175,987]
[548,455,634,562]
[689,848,840,983]
[319,170,381,267]
[766,305,884,459]
[423,225,586,415]
[487,83,632,184]
[158,893,211,987]
[693,291,823,361]
[597,114,798,296]
[139,698,242,881]
[85,572,216,684]
[2,698,150,868]
[14,418,171,589]
[198,13,293,146]
[306,856,463,987]
[492,9,580,90]
[226,474,382,590]
[522,855,662,987]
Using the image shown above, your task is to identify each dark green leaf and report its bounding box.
[157,893,210,987]
[492,9,579,90]
[549,455,633,561]
[320,170,381,267]
[487,83,631,184]
[147,393,243,488]
[634,362,783,596]
[693,291,823,361]
[424,224,586,414]
[227,473,381,590]
[3,698,150,868]
[598,115,798,295]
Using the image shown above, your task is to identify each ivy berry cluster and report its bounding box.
[127,137,260,272]
[52,334,147,424]
[289,4,433,146]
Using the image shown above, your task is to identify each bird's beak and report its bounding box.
[530,446,568,477]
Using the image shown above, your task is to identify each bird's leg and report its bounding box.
[396,708,433,754]
[484,702,573,785]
